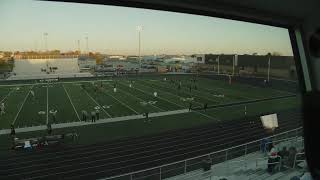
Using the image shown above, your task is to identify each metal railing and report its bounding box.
[178,136,304,180]
[99,127,303,180]
[294,152,306,168]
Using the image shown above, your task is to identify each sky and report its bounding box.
[0,0,294,56]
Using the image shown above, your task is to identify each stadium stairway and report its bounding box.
[0,108,302,180]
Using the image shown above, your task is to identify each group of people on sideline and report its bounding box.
[81,109,100,122]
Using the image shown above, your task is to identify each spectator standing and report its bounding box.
[96,109,100,120]
[91,111,96,122]
[82,110,88,121]
[10,124,15,136]
[204,103,208,112]
[47,122,52,135]
[189,102,192,112]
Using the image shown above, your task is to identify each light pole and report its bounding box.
[217,55,220,75]
[137,26,142,71]
[267,55,271,82]
[77,40,80,53]
[43,33,48,52]
[85,34,89,55]
[232,55,235,76]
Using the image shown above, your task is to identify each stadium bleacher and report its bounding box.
[166,136,304,180]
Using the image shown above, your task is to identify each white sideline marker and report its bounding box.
[107,93,139,115]
[62,85,81,121]
[116,85,164,111]
[0,88,15,104]
[139,81,203,106]
[12,85,34,125]
[131,84,184,108]
[83,89,111,118]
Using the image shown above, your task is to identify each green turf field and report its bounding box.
[0,75,299,130]
[0,75,302,153]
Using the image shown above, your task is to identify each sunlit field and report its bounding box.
[0,75,299,130]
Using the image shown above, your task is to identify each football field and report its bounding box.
[0,75,299,131]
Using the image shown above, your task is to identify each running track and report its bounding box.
[0,108,302,180]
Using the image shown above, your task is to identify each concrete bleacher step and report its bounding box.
[263,172,285,180]
[164,169,202,180]
[259,171,273,179]
[233,169,245,175]
[276,170,302,180]
[247,169,266,179]
[202,175,243,180]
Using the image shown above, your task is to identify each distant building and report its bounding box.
[142,55,158,61]
[108,55,126,61]
[126,56,139,61]
[78,56,96,70]
[163,54,205,64]
[103,60,139,72]
[192,54,205,64]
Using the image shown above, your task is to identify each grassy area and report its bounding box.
[0,75,302,153]
[0,75,299,128]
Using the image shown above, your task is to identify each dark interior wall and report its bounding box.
[303,11,320,91]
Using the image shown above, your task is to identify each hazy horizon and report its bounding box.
[0,0,294,56]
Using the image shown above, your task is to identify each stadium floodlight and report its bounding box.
[136,26,143,71]
[77,40,80,53]
[267,55,271,82]
[85,34,89,55]
[232,55,235,76]
[216,55,220,74]
[43,32,48,52]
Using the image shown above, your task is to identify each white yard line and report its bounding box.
[0,88,15,103]
[46,84,49,124]
[206,87,253,100]
[83,89,112,118]
[62,85,81,122]
[180,84,241,102]
[137,81,204,107]
[119,88,165,112]
[115,83,165,112]
[136,83,221,121]
[131,84,186,109]
[194,111,220,121]
[12,86,34,125]
[106,92,139,115]
[154,80,221,103]
[141,81,208,105]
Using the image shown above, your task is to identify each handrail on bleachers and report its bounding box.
[293,152,305,169]
[99,127,303,180]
